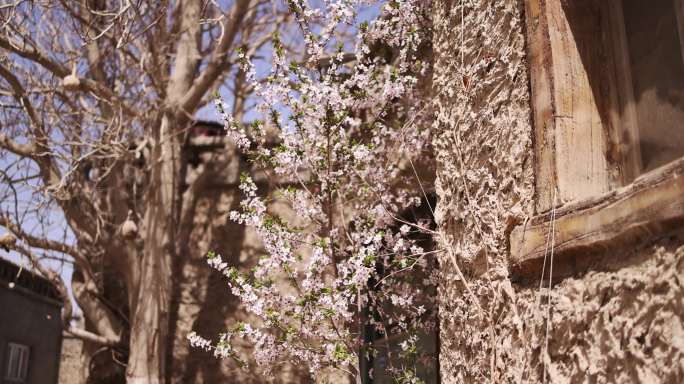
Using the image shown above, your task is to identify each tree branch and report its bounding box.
[179,0,251,115]
[0,62,62,186]
[0,36,70,77]
[12,244,121,347]
[0,62,100,243]
[66,327,119,347]
[0,133,37,158]
[0,215,83,261]
[0,36,138,116]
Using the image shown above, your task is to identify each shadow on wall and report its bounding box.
[170,172,311,383]
[176,189,251,383]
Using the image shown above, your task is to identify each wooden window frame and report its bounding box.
[511,0,684,277]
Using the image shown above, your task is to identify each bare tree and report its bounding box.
[0,1,287,382]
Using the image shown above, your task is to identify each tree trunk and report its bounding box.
[126,114,178,383]
[125,0,201,378]
[126,256,171,383]
[126,243,172,384]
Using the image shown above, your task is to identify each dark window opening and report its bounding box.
[360,194,439,384]
[621,0,684,173]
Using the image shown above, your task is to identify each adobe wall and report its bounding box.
[432,0,684,382]
[59,336,86,384]
[169,143,310,383]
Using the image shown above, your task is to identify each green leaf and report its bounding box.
[333,344,350,361]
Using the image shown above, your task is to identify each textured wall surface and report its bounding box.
[169,145,309,383]
[60,337,86,384]
[432,0,684,382]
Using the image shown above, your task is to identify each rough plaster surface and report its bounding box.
[440,240,684,383]
[432,0,684,382]
[60,337,86,384]
[432,0,534,273]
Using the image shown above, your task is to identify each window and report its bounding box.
[4,343,29,382]
[512,0,684,277]
[610,0,684,178]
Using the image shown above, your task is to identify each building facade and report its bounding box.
[50,1,684,382]
[433,0,684,382]
[0,257,63,384]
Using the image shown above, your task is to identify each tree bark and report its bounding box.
[126,0,201,380]
[126,114,178,383]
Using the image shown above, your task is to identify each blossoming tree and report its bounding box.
[189,1,438,382]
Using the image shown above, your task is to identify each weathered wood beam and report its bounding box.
[523,0,557,213]
[510,158,684,277]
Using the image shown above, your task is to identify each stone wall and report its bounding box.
[432,0,684,382]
